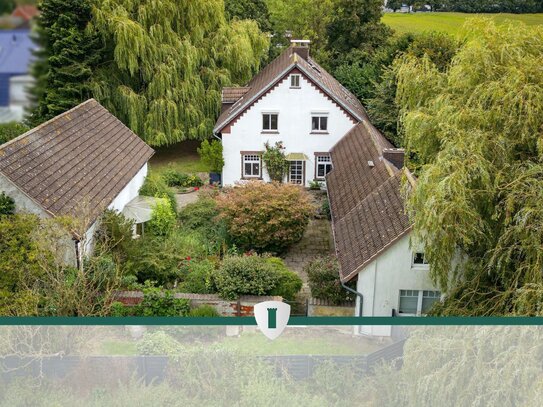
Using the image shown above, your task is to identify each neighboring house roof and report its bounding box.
[11,5,39,21]
[214,46,370,133]
[222,87,250,104]
[0,30,34,74]
[327,121,412,282]
[0,99,154,227]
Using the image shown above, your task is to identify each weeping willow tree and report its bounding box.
[90,0,269,146]
[396,19,543,315]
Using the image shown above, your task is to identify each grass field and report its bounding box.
[382,12,543,35]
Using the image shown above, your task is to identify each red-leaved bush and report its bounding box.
[215,182,314,253]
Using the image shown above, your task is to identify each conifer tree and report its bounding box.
[28,0,102,126]
[90,0,269,146]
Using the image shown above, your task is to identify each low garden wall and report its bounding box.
[113,291,282,317]
[307,297,355,317]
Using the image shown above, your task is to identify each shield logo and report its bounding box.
[254,301,291,340]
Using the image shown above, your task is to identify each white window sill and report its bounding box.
[261,130,279,134]
[310,131,329,135]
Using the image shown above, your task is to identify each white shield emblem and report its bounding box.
[254,301,291,340]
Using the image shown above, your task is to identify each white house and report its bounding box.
[0,99,155,267]
[214,41,369,187]
[326,121,441,337]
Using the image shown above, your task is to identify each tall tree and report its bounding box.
[396,20,543,315]
[28,0,103,126]
[266,0,335,62]
[0,0,16,15]
[327,0,391,61]
[225,0,272,32]
[90,0,269,146]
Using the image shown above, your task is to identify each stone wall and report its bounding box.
[113,291,282,317]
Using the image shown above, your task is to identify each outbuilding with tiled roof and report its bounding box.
[0,99,154,266]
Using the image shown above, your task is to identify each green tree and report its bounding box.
[396,20,543,315]
[90,0,269,146]
[28,0,103,126]
[0,1,16,15]
[267,0,335,62]
[326,0,392,66]
[225,0,272,32]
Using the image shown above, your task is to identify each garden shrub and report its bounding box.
[139,172,177,211]
[306,256,354,304]
[267,257,303,301]
[94,210,135,261]
[137,330,183,355]
[188,304,220,317]
[147,198,177,236]
[178,259,217,294]
[216,181,314,253]
[0,121,29,145]
[135,285,191,316]
[214,255,280,300]
[178,197,228,255]
[197,139,224,173]
[0,192,15,215]
[125,232,203,286]
[162,169,203,188]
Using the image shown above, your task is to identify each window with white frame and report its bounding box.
[412,252,429,267]
[242,154,261,178]
[289,160,304,184]
[262,113,278,131]
[398,289,441,315]
[311,114,328,132]
[290,74,301,88]
[316,155,332,179]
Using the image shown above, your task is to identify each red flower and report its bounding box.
[185,256,191,261]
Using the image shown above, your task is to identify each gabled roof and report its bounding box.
[0,30,35,75]
[326,121,412,282]
[0,99,154,227]
[11,5,39,21]
[222,87,250,104]
[214,46,369,133]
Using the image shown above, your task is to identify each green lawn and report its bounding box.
[149,140,209,175]
[382,12,543,35]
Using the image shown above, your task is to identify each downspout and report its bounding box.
[74,238,81,271]
[342,282,363,317]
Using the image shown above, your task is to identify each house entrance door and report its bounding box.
[289,160,304,184]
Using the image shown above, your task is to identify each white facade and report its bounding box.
[82,163,148,256]
[221,72,356,187]
[354,234,440,336]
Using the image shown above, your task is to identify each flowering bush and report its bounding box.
[216,182,314,253]
[262,141,289,182]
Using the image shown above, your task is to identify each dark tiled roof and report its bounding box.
[327,122,411,282]
[0,99,154,225]
[222,87,250,103]
[214,46,370,132]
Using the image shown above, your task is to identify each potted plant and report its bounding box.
[198,139,224,186]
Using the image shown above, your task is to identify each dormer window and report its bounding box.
[290,74,301,88]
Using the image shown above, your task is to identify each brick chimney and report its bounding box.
[290,39,310,60]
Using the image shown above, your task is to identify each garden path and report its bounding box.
[175,191,199,211]
[282,218,335,295]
